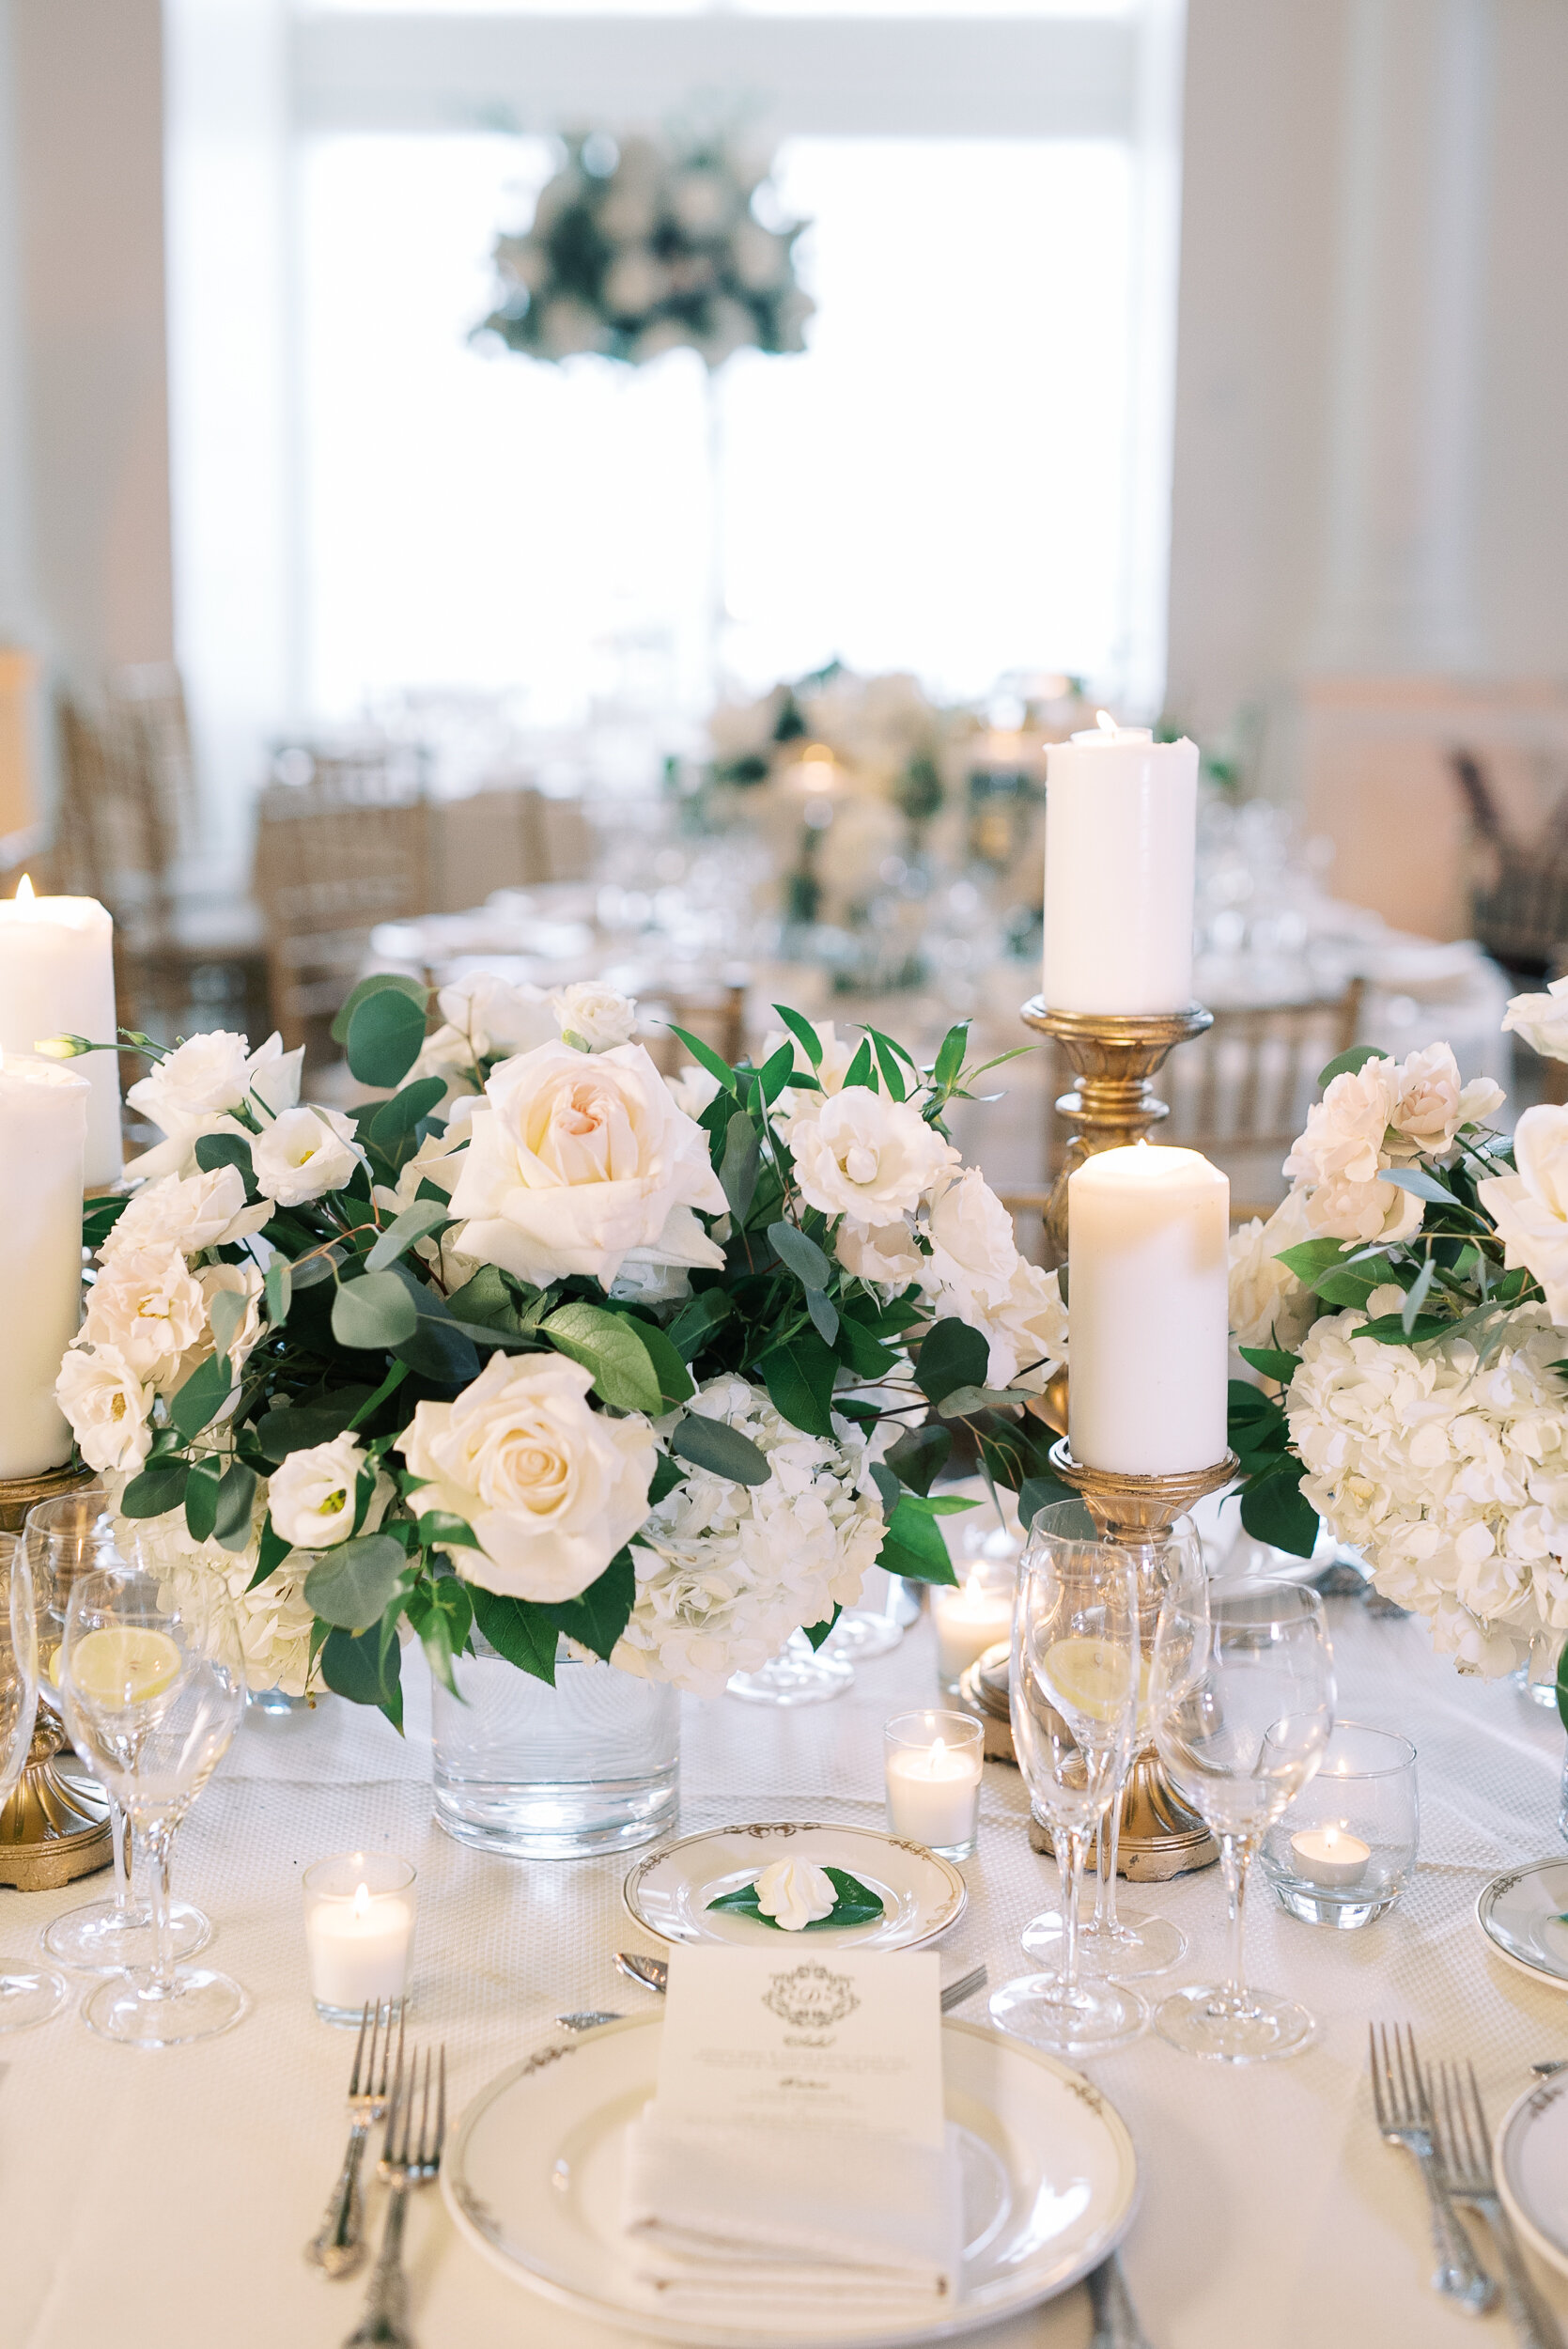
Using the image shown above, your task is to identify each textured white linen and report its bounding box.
[5,1597,1568,2349]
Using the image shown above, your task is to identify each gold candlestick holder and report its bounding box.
[1019,997,1212,1267]
[0,1460,113,1890]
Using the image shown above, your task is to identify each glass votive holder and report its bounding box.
[1260,1722,1418,1928]
[303,1851,416,2025]
[883,1709,984,1860]
[931,1564,1017,1698]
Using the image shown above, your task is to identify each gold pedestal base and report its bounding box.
[0,1460,114,1890]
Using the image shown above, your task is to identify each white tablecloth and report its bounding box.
[7,1599,1568,2349]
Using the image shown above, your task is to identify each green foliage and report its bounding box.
[330,971,428,1046]
[194,1132,256,1186]
[670,1413,771,1486]
[346,986,428,1090]
[304,1536,410,1631]
[757,1330,839,1439]
[333,1271,420,1351]
[883,1423,952,1496]
[666,1024,738,1097]
[542,1301,663,1414]
[912,1318,988,1405]
[321,1622,404,1731]
[469,1587,560,1685]
[167,1351,239,1442]
[877,1492,974,1585]
[1317,1044,1388,1086]
[365,1199,451,1273]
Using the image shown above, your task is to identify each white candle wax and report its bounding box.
[0,1052,89,1477]
[1042,718,1199,1013]
[1290,1826,1370,1890]
[306,1881,414,2013]
[0,880,121,1186]
[933,1579,1015,1682]
[884,1738,983,1850]
[1067,1143,1230,1475]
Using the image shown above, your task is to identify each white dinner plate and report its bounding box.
[1497,2075,1568,2279]
[1477,1861,1568,1990]
[442,2014,1140,2346]
[623,1823,967,1951]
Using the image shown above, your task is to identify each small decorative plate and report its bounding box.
[1477,1861,1568,1990]
[623,1823,967,1951]
[1497,2075,1568,2279]
[442,2015,1140,2346]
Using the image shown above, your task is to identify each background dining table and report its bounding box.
[5,1585,1567,2349]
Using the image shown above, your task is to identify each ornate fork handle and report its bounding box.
[1087,2252,1155,2349]
[308,2123,372,2276]
[1411,2147,1495,2312]
[1473,2199,1565,2349]
[344,2186,412,2349]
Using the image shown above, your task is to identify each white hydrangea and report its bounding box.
[104,1466,318,1697]
[1285,1291,1568,1675]
[612,1376,887,1696]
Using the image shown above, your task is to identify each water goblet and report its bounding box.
[0,1533,69,2028]
[1151,1576,1335,2062]
[988,1530,1146,2055]
[59,1558,249,2047]
[1019,1502,1203,1981]
[25,1491,211,1973]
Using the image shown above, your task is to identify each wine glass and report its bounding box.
[25,1490,211,1973]
[988,1530,1146,2055]
[59,1557,249,2047]
[1151,1576,1335,2062]
[1020,1503,1204,1980]
[0,1532,69,2028]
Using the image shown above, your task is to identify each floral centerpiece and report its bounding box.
[1222,989,1568,1677]
[50,975,1066,1723]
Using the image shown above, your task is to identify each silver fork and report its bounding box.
[1369,2024,1495,2313]
[307,2000,396,2277]
[1427,2059,1566,2349]
[1087,2250,1155,2348]
[344,2038,447,2349]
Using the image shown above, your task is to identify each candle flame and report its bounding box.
[1094,709,1119,736]
[1322,1828,1340,1852]
[353,1880,371,1920]
[14,872,34,902]
[926,1737,947,1777]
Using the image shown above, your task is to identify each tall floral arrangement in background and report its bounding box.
[48,975,1067,1724]
[476,131,813,369]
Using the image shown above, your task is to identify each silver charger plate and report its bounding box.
[1477,1860,1568,1990]
[442,2014,1140,2347]
[623,1822,967,1950]
[1498,2074,1568,2279]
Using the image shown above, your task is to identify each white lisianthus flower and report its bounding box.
[1503,975,1568,1065]
[761,1019,860,1133]
[1387,1043,1504,1160]
[791,1091,957,1226]
[192,1263,266,1378]
[250,1105,364,1207]
[400,1351,656,1603]
[835,1218,924,1288]
[550,980,638,1051]
[125,1029,302,1179]
[664,1063,722,1121]
[1477,1104,1568,1322]
[268,1434,369,1550]
[372,1097,482,1289]
[1283,1057,1402,1190]
[1285,1296,1568,1674]
[100,1164,270,1260]
[55,1344,154,1473]
[612,1377,886,1697]
[1228,1188,1319,1355]
[447,1039,726,1288]
[413,973,554,1098]
[81,1241,209,1389]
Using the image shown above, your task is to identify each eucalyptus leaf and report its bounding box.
[303,1534,409,1631]
[720,1112,761,1221]
[670,1413,772,1486]
[542,1302,663,1416]
[207,1285,247,1362]
[1381,1166,1452,1206]
[346,986,428,1091]
[365,1199,451,1273]
[332,1271,420,1351]
[706,1866,887,1931]
[768,1219,831,1291]
[1317,1043,1389,1087]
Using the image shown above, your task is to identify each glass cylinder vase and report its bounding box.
[430,1634,679,1860]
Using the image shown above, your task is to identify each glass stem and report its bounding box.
[1057,1825,1090,1998]
[144,1826,177,1996]
[1099,1783,1125,1936]
[1219,1832,1256,2015]
[110,1795,131,1916]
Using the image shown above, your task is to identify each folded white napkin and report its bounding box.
[621,2114,964,2309]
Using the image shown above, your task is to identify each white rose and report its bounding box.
[981,1258,1069,1392]
[55,1344,153,1473]
[1504,975,1568,1065]
[1283,1057,1400,1190]
[448,1038,726,1287]
[924,1170,1018,1307]
[664,1063,722,1121]
[414,973,554,1097]
[400,1351,656,1602]
[100,1164,270,1260]
[251,1106,365,1207]
[268,1433,369,1549]
[81,1241,209,1387]
[835,1218,924,1287]
[1478,1104,1568,1321]
[1388,1042,1503,1159]
[125,1029,302,1179]
[1299,1172,1425,1247]
[1228,1189,1319,1354]
[550,981,638,1051]
[791,1091,957,1225]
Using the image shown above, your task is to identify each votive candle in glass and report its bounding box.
[932,1573,1016,1694]
[884,1710,984,1860]
[1260,1723,1418,1927]
[303,1851,416,2023]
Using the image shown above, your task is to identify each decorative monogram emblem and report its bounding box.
[763,1962,861,2030]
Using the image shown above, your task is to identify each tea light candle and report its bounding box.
[0,877,122,1186]
[1290,1826,1370,1890]
[1042,714,1199,1013]
[932,1575,1016,1686]
[303,1852,416,2022]
[884,1710,984,1857]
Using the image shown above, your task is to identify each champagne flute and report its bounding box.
[1151,1576,1334,2062]
[988,1527,1146,2055]
[0,1532,68,2028]
[25,1490,211,1972]
[59,1557,249,2047]
[1020,1503,1204,1979]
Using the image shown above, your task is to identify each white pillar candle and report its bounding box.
[0,1052,89,1477]
[1290,1827,1370,1890]
[1042,716,1199,1013]
[1067,1142,1230,1476]
[0,879,121,1186]
[932,1577,1016,1685]
[883,1712,984,1855]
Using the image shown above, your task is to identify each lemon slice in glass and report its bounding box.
[1043,1636,1142,1724]
[69,1626,183,1706]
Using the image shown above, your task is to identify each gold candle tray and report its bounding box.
[0,1460,113,1890]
